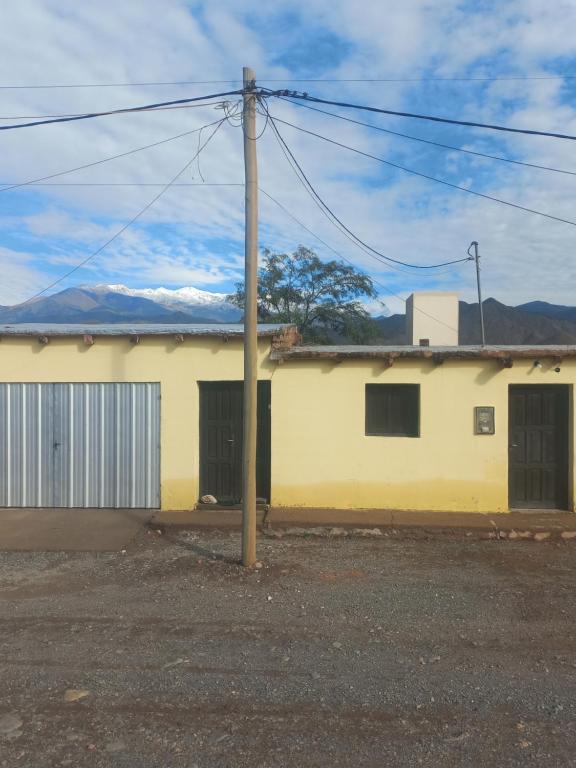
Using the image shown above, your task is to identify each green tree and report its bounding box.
[228,246,379,343]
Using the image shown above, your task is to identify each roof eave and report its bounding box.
[0,323,298,340]
[271,344,576,362]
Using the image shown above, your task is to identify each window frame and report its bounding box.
[365,383,421,438]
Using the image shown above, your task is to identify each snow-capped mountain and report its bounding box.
[0,284,241,324]
[93,284,241,322]
[89,284,230,309]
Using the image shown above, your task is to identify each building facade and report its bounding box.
[0,322,574,515]
[271,344,575,513]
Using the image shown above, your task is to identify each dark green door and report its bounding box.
[199,381,271,504]
[509,385,569,510]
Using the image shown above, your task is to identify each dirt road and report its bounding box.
[1,531,575,766]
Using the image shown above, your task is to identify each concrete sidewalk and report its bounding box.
[151,506,576,540]
[0,508,152,551]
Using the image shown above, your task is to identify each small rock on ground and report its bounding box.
[534,532,551,542]
[63,689,91,703]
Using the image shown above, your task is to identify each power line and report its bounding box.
[266,120,453,280]
[260,187,430,281]
[4,84,575,144]
[21,118,226,303]
[0,89,242,131]
[274,90,576,141]
[267,112,469,279]
[0,80,245,89]
[281,97,576,178]
[269,112,576,229]
[259,186,460,335]
[0,118,226,193]
[0,101,230,120]
[2,182,244,187]
[266,114,472,271]
[263,75,576,83]
[1,74,576,89]
[261,102,453,279]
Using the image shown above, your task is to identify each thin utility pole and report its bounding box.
[242,66,258,567]
[468,241,486,346]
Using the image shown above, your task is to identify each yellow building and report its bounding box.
[0,319,574,515]
[272,344,575,513]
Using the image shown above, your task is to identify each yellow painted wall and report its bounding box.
[0,335,274,510]
[270,357,576,513]
[1,335,575,513]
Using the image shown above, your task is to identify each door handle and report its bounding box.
[227,439,234,443]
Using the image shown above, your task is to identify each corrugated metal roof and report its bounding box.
[0,323,292,337]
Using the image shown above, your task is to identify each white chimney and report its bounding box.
[406,292,459,346]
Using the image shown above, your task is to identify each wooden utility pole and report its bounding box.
[241,66,258,567]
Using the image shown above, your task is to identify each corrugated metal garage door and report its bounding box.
[0,383,160,508]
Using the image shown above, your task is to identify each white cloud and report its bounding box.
[0,246,54,304]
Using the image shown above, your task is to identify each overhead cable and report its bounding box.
[272,90,576,141]
[0,80,245,89]
[0,182,244,187]
[0,101,232,120]
[0,89,242,131]
[281,97,576,178]
[0,118,226,193]
[268,113,471,276]
[262,112,433,279]
[261,109,429,278]
[4,84,575,144]
[269,112,576,229]
[262,75,576,83]
[1,74,576,89]
[267,115,472,270]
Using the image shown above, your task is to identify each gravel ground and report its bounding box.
[0,530,575,767]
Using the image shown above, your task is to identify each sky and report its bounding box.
[2,0,576,314]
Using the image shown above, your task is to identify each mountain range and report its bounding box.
[0,284,241,325]
[1,284,576,345]
[375,299,576,345]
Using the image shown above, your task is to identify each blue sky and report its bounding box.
[2,0,576,312]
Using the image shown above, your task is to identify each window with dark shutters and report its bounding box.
[365,384,420,437]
